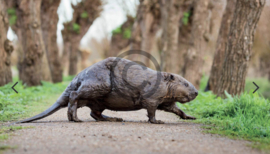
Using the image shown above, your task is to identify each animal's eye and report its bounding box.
[184,83,189,87]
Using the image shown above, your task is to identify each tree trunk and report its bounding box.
[108,16,134,57]
[41,0,63,83]
[7,0,51,82]
[68,43,79,75]
[0,0,13,86]
[206,0,236,93]
[17,0,44,86]
[128,0,160,66]
[15,30,24,80]
[61,41,71,75]
[129,3,143,61]
[217,0,265,97]
[160,0,189,73]
[61,0,102,75]
[79,49,91,70]
[109,34,130,57]
[40,41,52,82]
[140,0,160,67]
[267,55,270,81]
[129,21,141,62]
[172,1,193,75]
[182,0,211,89]
[130,22,141,51]
[61,41,69,74]
[5,1,24,81]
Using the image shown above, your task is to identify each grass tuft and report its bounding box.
[178,76,270,151]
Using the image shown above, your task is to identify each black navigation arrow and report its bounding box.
[253,82,259,93]
[12,82,18,94]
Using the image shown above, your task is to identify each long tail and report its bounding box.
[18,103,62,123]
[17,91,70,123]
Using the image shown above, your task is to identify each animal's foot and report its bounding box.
[183,115,196,120]
[90,112,123,122]
[67,110,83,122]
[72,117,83,122]
[91,111,123,122]
[67,111,73,121]
[149,119,165,124]
[102,114,123,122]
[104,117,123,122]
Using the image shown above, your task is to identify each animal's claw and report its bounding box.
[184,115,196,120]
[149,119,165,124]
[73,118,83,122]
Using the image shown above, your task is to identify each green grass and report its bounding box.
[200,75,270,99]
[245,78,270,99]
[0,77,73,122]
[177,76,270,151]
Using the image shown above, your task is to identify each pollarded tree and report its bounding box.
[217,0,265,97]
[129,1,143,61]
[107,16,134,57]
[16,0,46,86]
[61,0,102,75]
[206,0,236,93]
[5,0,51,82]
[140,0,160,67]
[41,0,63,83]
[4,0,24,80]
[0,0,14,86]
[129,0,160,66]
[182,0,212,89]
[259,52,270,81]
[159,0,192,73]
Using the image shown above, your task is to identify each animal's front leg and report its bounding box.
[145,103,164,124]
[159,104,196,120]
[174,106,196,120]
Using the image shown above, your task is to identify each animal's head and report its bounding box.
[163,73,198,103]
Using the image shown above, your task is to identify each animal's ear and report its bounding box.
[170,74,175,81]
[163,72,175,81]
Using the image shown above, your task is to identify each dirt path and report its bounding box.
[2,108,263,154]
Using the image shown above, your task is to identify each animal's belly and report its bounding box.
[103,93,142,111]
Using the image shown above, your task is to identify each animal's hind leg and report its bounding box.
[68,80,111,122]
[90,110,123,122]
[68,91,82,122]
[102,114,123,122]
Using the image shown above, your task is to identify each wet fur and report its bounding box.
[19,57,198,124]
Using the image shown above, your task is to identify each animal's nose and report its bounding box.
[194,91,198,96]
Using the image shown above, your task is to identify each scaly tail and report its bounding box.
[18,103,62,123]
[17,91,70,123]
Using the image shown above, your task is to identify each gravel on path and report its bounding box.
[2,107,263,154]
